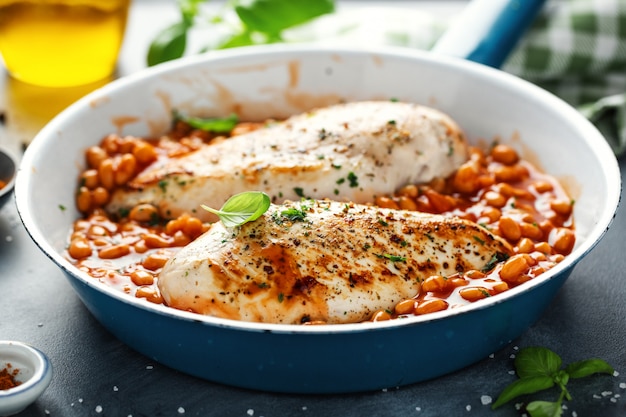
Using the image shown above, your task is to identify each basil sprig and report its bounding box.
[493,346,614,416]
[202,191,270,228]
[147,0,335,66]
[173,110,239,133]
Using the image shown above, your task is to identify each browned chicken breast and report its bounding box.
[158,199,513,324]
[107,101,469,222]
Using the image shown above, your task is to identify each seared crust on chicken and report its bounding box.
[107,101,469,222]
[158,200,513,324]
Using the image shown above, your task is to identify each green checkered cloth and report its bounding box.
[503,0,626,156]
[287,0,626,156]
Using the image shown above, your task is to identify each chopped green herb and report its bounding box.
[375,253,406,263]
[336,178,345,185]
[278,292,284,303]
[347,171,359,187]
[58,204,66,211]
[378,219,388,227]
[473,235,486,245]
[158,180,168,193]
[294,187,305,198]
[482,252,510,272]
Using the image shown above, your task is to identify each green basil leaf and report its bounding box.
[175,112,239,133]
[179,0,204,24]
[526,400,563,417]
[492,375,555,409]
[566,358,614,379]
[147,22,189,66]
[515,347,562,379]
[202,191,271,228]
[234,0,335,36]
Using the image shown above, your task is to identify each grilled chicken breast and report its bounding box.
[107,101,469,222]
[158,199,513,324]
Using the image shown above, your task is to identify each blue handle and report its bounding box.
[431,0,546,68]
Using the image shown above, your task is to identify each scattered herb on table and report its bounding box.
[147,0,336,66]
[201,191,270,228]
[492,346,614,417]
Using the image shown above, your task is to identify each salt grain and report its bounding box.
[610,398,617,403]
[113,385,119,392]
[415,406,421,412]
[620,382,626,389]
[146,365,154,370]
[480,395,492,405]
[78,398,83,403]
[613,371,620,377]
[302,406,307,411]
[247,409,254,416]
[593,394,601,399]
[95,405,103,413]
[572,412,578,417]
[489,353,494,358]
[466,405,471,411]
[601,391,612,397]
[509,354,516,359]
[178,406,185,413]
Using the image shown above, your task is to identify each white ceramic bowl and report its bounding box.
[15,45,621,393]
[0,341,52,416]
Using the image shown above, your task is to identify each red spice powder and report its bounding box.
[0,364,21,390]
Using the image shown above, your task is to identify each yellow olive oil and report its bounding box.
[0,0,130,87]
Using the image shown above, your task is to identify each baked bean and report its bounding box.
[397,184,418,198]
[182,216,205,239]
[459,287,490,302]
[498,216,521,242]
[85,146,108,168]
[143,233,172,248]
[81,169,100,189]
[494,164,529,183]
[465,270,486,280]
[132,141,158,165]
[490,144,519,165]
[452,163,480,194]
[520,222,543,240]
[87,224,109,239]
[134,240,148,254]
[415,299,448,315]
[492,282,509,293]
[129,204,159,223]
[68,237,92,259]
[142,252,170,270]
[171,230,192,247]
[424,189,454,212]
[114,153,137,185]
[499,254,530,283]
[550,199,573,217]
[483,191,507,208]
[516,237,535,253]
[98,158,115,190]
[394,299,418,315]
[91,187,110,207]
[534,241,552,255]
[98,244,131,259]
[374,196,400,210]
[371,310,392,321]
[422,275,449,293]
[481,207,502,223]
[533,180,554,193]
[135,287,164,304]
[130,270,155,286]
[397,195,418,211]
[76,186,92,213]
[550,227,576,255]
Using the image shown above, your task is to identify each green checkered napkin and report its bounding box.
[287,0,626,156]
[503,0,626,156]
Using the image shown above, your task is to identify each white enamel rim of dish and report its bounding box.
[0,341,52,408]
[16,44,622,335]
